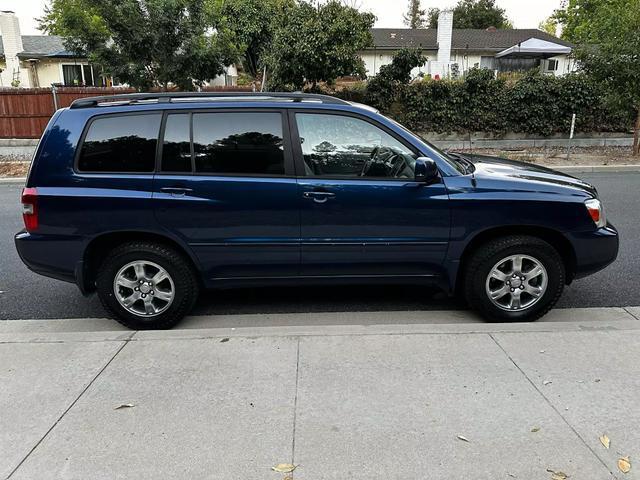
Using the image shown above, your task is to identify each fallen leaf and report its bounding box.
[507,474,517,478]
[283,477,293,480]
[220,338,229,343]
[114,403,135,410]
[456,435,470,442]
[272,463,296,473]
[546,468,569,480]
[543,380,553,386]
[599,434,610,449]
[595,378,601,383]
[618,457,631,474]
[531,427,540,432]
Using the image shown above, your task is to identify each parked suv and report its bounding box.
[15,92,618,329]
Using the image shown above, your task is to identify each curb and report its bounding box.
[0,177,26,184]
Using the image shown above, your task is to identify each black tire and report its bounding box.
[96,242,199,330]
[463,235,565,322]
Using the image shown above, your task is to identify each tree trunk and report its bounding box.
[634,108,640,156]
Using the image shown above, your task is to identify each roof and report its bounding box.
[370,28,574,52]
[0,35,79,59]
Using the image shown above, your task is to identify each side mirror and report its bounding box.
[414,157,439,183]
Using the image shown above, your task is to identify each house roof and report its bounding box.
[0,35,78,59]
[370,28,574,52]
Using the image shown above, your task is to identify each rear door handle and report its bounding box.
[160,187,193,196]
[303,191,336,203]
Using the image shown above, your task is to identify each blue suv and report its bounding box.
[15,92,619,329]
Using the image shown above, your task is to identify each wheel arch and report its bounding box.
[81,230,201,294]
[455,225,577,294]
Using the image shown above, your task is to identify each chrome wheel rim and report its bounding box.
[113,261,174,317]
[485,254,548,312]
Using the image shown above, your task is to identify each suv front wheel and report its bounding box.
[463,235,565,322]
[96,242,199,330]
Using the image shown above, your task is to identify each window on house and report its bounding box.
[192,112,285,175]
[547,59,558,71]
[480,56,496,70]
[62,64,100,86]
[78,114,162,172]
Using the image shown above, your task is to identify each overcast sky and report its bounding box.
[3,0,562,35]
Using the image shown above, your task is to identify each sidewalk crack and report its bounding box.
[623,307,640,321]
[488,333,615,478]
[291,337,301,471]
[6,339,130,479]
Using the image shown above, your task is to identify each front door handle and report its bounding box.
[303,191,336,203]
[160,187,193,196]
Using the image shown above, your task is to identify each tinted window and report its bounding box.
[295,113,416,179]
[78,114,161,172]
[193,112,284,175]
[162,114,192,173]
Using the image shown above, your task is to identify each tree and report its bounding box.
[39,0,237,90]
[557,0,640,154]
[365,49,426,110]
[403,0,426,29]
[264,0,375,90]
[218,0,292,78]
[538,16,558,35]
[428,0,512,29]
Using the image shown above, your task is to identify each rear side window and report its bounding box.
[162,114,192,173]
[192,112,284,175]
[78,114,162,172]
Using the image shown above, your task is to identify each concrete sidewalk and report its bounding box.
[2,307,640,479]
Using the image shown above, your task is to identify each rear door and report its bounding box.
[153,109,300,280]
[291,110,450,277]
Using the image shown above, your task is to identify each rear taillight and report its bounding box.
[21,187,38,232]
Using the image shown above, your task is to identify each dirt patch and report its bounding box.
[0,162,29,177]
[451,146,637,167]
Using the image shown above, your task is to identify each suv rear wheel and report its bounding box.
[463,235,565,322]
[96,242,199,329]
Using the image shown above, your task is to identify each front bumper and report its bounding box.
[567,223,619,280]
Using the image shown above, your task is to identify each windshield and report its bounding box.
[383,116,466,174]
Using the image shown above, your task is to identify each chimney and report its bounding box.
[437,9,453,64]
[0,11,26,87]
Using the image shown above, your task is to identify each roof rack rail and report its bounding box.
[69,91,350,109]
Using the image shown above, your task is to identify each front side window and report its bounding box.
[295,113,417,179]
[193,112,285,175]
[78,114,162,172]
[162,114,192,173]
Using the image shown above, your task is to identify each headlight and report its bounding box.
[585,198,606,228]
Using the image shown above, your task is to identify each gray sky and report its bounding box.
[4,0,562,35]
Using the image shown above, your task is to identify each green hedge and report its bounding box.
[337,69,633,136]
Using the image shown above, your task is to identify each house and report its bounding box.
[0,11,237,89]
[361,11,576,79]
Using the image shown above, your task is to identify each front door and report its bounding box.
[291,111,450,277]
[153,110,300,280]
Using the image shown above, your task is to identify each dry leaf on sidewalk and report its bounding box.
[599,434,610,449]
[618,456,631,474]
[531,427,540,432]
[543,380,553,386]
[272,463,296,473]
[114,403,135,410]
[546,468,569,480]
[456,435,470,442]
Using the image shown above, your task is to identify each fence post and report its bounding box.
[566,113,576,161]
[51,84,59,111]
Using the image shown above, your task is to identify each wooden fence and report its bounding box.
[0,85,255,139]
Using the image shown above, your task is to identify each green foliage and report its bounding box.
[538,16,558,35]
[337,68,632,135]
[365,49,427,111]
[39,0,238,90]
[218,0,292,78]
[428,0,512,29]
[403,0,427,29]
[554,0,640,153]
[264,1,375,90]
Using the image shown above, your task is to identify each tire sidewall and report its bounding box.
[468,240,564,322]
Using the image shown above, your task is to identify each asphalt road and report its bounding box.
[1,172,638,320]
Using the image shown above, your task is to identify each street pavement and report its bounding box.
[0,172,639,321]
[1,307,640,479]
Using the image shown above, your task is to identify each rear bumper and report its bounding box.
[15,230,90,293]
[567,223,619,280]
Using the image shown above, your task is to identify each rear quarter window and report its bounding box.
[77,113,162,173]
